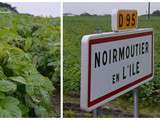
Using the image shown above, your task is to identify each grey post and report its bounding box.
[92,109,98,117]
[133,88,139,118]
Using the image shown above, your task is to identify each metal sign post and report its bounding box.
[92,109,98,117]
[133,88,139,117]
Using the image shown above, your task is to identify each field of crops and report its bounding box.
[0,12,60,117]
[64,15,160,116]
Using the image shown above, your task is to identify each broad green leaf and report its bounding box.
[1,96,20,105]
[18,103,29,116]
[0,96,21,117]
[5,97,21,117]
[34,105,48,117]
[4,104,22,117]
[0,48,9,65]
[8,76,26,84]
[40,89,51,105]
[0,92,5,99]
[42,79,55,92]
[32,55,38,68]
[47,62,54,67]
[24,37,32,51]
[26,85,34,96]
[0,80,17,92]
[26,74,54,91]
[0,66,7,80]
[0,107,11,117]
[24,94,36,108]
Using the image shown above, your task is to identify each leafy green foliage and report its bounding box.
[8,76,26,84]
[0,12,60,117]
[0,96,21,117]
[0,80,16,92]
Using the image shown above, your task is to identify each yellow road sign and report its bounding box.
[112,9,138,31]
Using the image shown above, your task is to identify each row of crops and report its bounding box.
[64,15,160,105]
[0,13,60,117]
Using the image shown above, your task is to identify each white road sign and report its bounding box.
[80,28,154,111]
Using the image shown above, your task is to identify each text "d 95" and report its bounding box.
[117,10,137,30]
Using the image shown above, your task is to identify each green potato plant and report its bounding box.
[0,11,60,117]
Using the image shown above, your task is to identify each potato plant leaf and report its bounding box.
[0,96,21,117]
[0,80,17,92]
[34,105,48,117]
[8,76,26,84]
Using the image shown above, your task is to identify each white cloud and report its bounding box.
[64,2,160,16]
[9,2,60,17]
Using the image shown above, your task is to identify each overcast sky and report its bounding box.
[64,2,160,15]
[8,2,60,17]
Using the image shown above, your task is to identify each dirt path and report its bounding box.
[64,102,153,118]
[52,90,60,117]
[63,94,154,118]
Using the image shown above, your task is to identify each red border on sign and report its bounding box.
[88,31,153,107]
